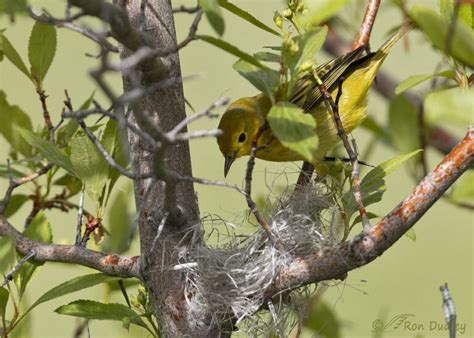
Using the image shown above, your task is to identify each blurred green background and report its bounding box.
[0,1,472,337]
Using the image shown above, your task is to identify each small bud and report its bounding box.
[138,284,147,295]
[296,2,306,12]
[130,296,140,308]
[298,60,314,72]
[273,11,284,29]
[138,291,147,307]
[288,0,297,11]
[282,8,293,19]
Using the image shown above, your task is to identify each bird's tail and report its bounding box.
[377,24,411,56]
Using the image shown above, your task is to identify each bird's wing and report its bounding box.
[289,46,368,111]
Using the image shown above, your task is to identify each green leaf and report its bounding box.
[0,91,33,157]
[28,21,57,88]
[304,300,340,338]
[55,300,147,328]
[218,0,280,36]
[101,119,128,207]
[70,131,109,206]
[0,0,27,17]
[199,0,225,36]
[267,102,319,163]
[233,59,280,100]
[439,0,474,29]
[284,27,328,78]
[57,91,95,147]
[0,287,8,322]
[350,212,379,227]
[0,31,31,80]
[54,174,82,197]
[19,127,77,176]
[451,171,474,204]
[344,150,422,216]
[425,87,474,125]
[389,95,421,170]
[411,5,474,67]
[102,184,134,254]
[23,210,52,243]
[395,70,455,95]
[254,51,280,63]
[298,0,349,27]
[15,210,52,298]
[405,228,416,242]
[26,273,123,316]
[2,194,29,218]
[198,35,264,68]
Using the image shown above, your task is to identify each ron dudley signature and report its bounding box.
[371,314,467,335]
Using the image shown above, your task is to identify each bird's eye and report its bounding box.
[238,132,246,143]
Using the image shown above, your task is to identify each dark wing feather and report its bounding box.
[289,46,368,111]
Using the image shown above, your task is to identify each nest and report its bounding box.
[179,181,342,335]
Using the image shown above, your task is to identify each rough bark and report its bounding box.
[116,1,221,336]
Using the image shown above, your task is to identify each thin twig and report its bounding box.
[77,120,154,180]
[440,283,456,338]
[0,163,53,215]
[172,5,200,14]
[170,97,229,136]
[75,186,85,245]
[317,76,370,231]
[267,298,285,338]
[245,123,275,242]
[1,250,35,287]
[37,90,55,142]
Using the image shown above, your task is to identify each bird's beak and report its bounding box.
[224,155,235,177]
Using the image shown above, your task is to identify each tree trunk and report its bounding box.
[117,1,225,336]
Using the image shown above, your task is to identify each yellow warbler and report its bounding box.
[217,29,407,177]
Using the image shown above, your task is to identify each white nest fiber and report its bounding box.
[181,181,341,334]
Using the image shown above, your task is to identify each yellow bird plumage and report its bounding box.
[217,29,406,176]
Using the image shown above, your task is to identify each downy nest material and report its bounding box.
[181,180,342,333]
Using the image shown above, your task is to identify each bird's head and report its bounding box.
[217,96,267,177]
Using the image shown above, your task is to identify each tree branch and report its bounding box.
[0,215,140,278]
[69,0,167,83]
[267,127,473,296]
[352,0,381,49]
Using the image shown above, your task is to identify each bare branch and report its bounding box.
[69,0,167,83]
[37,90,55,142]
[267,128,473,296]
[28,8,119,53]
[0,215,140,278]
[1,250,35,288]
[0,163,52,215]
[172,5,200,14]
[170,97,229,136]
[352,0,381,49]
[75,186,85,245]
[245,123,275,242]
[440,283,456,338]
[316,75,370,231]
